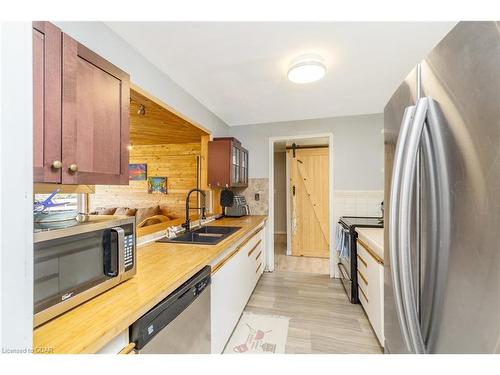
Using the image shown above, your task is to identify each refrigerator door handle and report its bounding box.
[419,99,451,352]
[389,104,415,352]
[399,97,429,353]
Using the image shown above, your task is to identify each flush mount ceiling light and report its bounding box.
[287,55,326,84]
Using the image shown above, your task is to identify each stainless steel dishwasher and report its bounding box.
[130,266,211,354]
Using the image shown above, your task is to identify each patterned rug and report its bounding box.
[224,312,290,354]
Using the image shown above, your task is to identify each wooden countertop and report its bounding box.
[356,227,384,261]
[33,215,267,354]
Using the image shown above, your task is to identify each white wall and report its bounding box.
[273,152,287,233]
[229,113,384,190]
[0,22,33,352]
[55,22,229,137]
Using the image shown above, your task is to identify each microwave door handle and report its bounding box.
[389,104,415,352]
[104,229,118,277]
[399,97,429,354]
[112,227,126,275]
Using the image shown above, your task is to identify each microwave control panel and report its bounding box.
[124,233,135,271]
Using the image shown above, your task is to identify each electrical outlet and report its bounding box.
[254,193,260,201]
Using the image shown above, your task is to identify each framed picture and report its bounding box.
[148,177,168,194]
[129,163,147,181]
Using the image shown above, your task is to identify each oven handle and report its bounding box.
[337,262,349,280]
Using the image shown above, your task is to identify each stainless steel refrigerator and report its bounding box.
[384,21,500,354]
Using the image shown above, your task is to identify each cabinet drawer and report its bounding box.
[358,285,369,310]
[357,239,383,266]
[357,269,369,297]
[356,252,368,274]
[356,239,384,346]
[357,241,376,270]
[243,228,264,255]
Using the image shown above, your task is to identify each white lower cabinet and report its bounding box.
[97,329,130,354]
[357,240,384,346]
[210,225,265,354]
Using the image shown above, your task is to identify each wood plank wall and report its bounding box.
[89,143,201,218]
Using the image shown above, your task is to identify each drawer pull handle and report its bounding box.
[212,225,265,275]
[357,254,367,268]
[359,286,369,302]
[237,226,264,253]
[248,240,262,257]
[118,343,136,354]
[256,263,262,273]
[255,250,262,260]
[357,239,383,264]
[212,247,240,274]
[358,270,368,286]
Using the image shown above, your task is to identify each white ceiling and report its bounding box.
[107,22,455,126]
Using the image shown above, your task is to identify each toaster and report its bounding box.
[225,195,250,217]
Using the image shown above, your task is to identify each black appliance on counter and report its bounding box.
[338,216,383,304]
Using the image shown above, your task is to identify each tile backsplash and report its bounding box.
[333,190,384,219]
[233,178,269,215]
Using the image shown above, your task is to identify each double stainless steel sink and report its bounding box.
[157,226,241,245]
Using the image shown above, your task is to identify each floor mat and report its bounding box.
[224,312,290,354]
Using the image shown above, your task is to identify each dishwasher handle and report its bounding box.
[130,266,211,350]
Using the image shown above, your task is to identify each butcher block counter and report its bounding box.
[33,215,267,354]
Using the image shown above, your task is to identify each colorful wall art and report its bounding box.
[147,177,168,194]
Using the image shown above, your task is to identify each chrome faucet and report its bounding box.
[183,188,207,231]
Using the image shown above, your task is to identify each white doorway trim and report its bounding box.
[285,153,291,256]
[267,133,335,277]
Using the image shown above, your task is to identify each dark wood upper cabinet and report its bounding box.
[33,21,62,183]
[61,34,130,185]
[33,22,130,185]
[208,137,248,188]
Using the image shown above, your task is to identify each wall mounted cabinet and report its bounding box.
[33,22,130,185]
[208,137,248,188]
[33,21,62,183]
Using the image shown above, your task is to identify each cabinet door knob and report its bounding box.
[68,163,78,173]
[51,160,63,169]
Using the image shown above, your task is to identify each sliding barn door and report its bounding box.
[289,148,329,258]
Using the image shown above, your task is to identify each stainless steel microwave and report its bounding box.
[33,215,136,327]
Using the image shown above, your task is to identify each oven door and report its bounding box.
[34,227,122,325]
